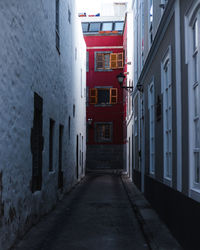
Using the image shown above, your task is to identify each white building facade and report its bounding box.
[129,0,200,248]
[0,1,86,249]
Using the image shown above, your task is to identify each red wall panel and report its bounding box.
[85,34,125,145]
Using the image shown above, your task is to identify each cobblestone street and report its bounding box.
[12,174,149,250]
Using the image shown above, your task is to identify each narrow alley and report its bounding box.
[11,173,179,250]
[1,0,200,249]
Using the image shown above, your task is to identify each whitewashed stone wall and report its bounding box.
[0,0,86,249]
[125,11,134,179]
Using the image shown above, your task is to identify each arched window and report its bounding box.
[161,47,172,184]
[185,2,200,197]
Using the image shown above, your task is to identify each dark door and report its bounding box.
[76,135,79,179]
[129,137,131,177]
[31,93,43,192]
[58,125,64,189]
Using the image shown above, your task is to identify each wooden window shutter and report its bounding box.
[96,53,103,69]
[110,88,118,104]
[90,88,97,104]
[110,53,117,69]
[117,53,123,68]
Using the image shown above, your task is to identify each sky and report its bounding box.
[76,0,129,15]
[77,0,102,13]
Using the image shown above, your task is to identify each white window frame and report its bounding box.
[148,80,155,175]
[95,122,113,143]
[161,46,172,185]
[160,0,168,16]
[86,51,89,72]
[148,0,153,48]
[185,2,200,201]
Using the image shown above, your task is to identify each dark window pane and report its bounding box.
[96,124,112,142]
[49,119,55,172]
[86,51,89,72]
[114,22,124,31]
[102,22,113,31]
[89,22,101,32]
[193,19,198,51]
[82,23,89,32]
[98,89,110,104]
[104,54,110,69]
[96,52,111,70]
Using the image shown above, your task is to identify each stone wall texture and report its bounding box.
[87,145,123,170]
[0,1,86,249]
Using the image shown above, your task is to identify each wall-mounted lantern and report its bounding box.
[136,83,143,92]
[116,72,133,92]
[87,118,93,126]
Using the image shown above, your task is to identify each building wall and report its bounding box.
[123,11,134,178]
[179,0,190,196]
[84,32,124,170]
[131,0,200,248]
[0,1,86,249]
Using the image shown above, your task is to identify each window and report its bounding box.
[56,0,60,52]
[161,48,172,182]
[110,53,123,69]
[90,88,118,105]
[114,22,124,31]
[95,123,112,142]
[86,51,89,72]
[160,0,168,15]
[102,22,113,31]
[134,116,138,137]
[148,0,153,46]
[148,82,155,175]
[192,19,200,186]
[86,86,89,106]
[98,89,110,104]
[95,52,123,71]
[68,8,71,24]
[58,125,64,189]
[184,3,200,199]
[96,52,110,70]
[193,20,198,84]
[75,47,77,60]
[81,136,84,174]
[49,119,55,172]
[73,104,75,117]
[81,68,83,98]
[76,135,79,179]
[68,116,71,140]
[185,5,200,194]
[31,93,43,192]
[89,22,101,32]
[82,21,124,33]
[82,23,89,32]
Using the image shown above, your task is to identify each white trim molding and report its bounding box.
[175,0,182,192]
[148,79,155,176]
[87,46,123,50]
[161,46,172,186]
[185,0,200,201]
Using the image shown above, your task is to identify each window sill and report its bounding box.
[190,188,200,203]
[95,69,113,72]
[33,190,42,196]
[49,170,56,175]
[95,104,113,107]
[149,172,155,178]
[95,141,112,144]
[163,177,172,187]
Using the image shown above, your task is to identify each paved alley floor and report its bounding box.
[12,174,149,250]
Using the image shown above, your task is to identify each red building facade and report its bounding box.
[81,17,125,170]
